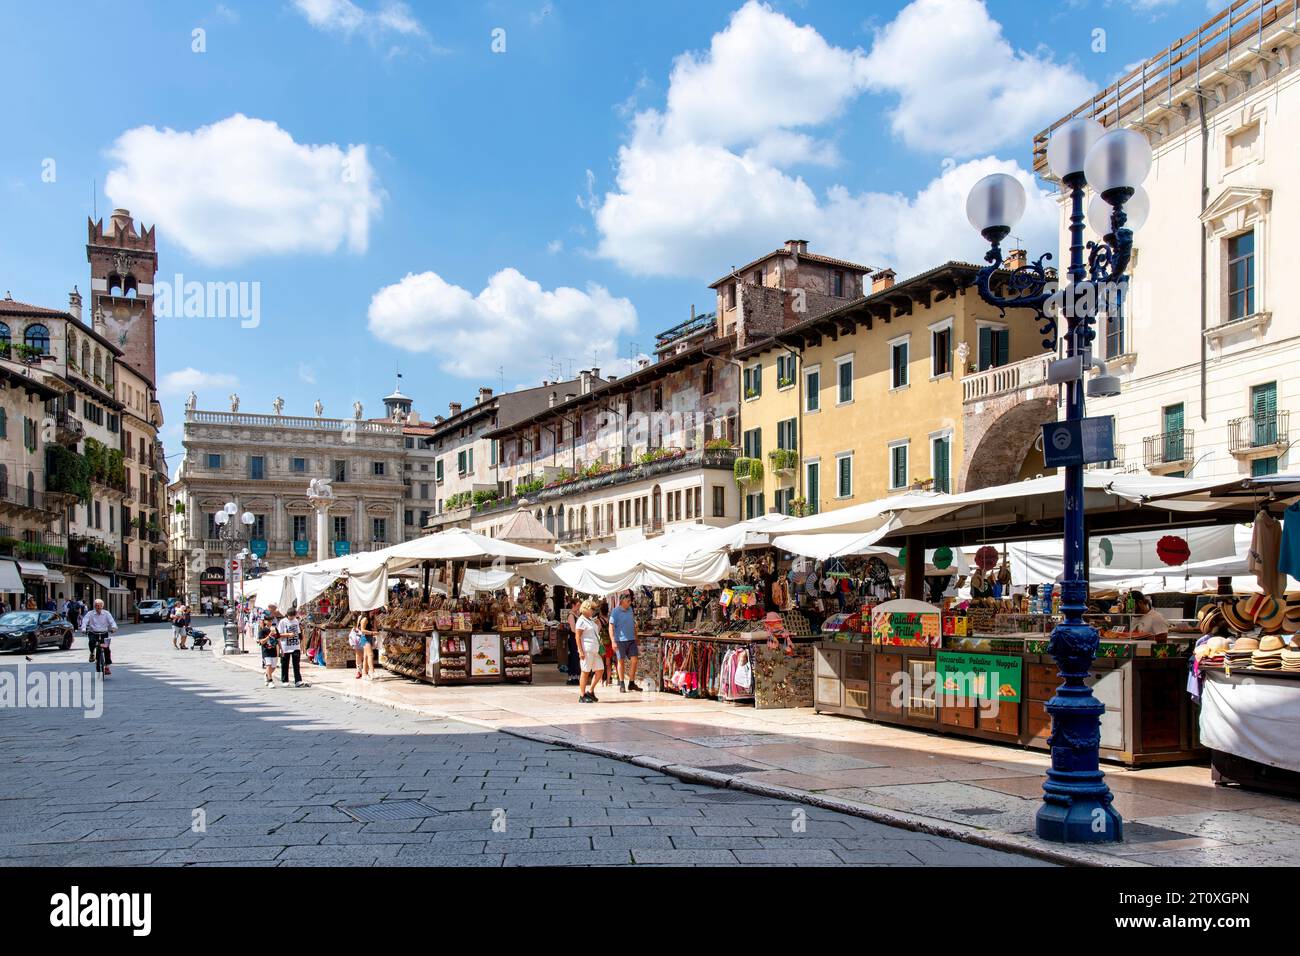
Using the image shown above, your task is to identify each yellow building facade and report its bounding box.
[735,261,1048,515]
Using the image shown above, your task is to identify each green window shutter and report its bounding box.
[978,327,991,370]
[1252,383,1278,445]
[892,446,907,488]
[1163,404,1185,461]
[838,456,851,496]
[1253,456,1279,477]
[935,438,950,493]
[807,463,819,513]
[996,329,1009,367]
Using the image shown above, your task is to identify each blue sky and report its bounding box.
[1,0,1220,470]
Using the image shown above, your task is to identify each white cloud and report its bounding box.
[367,269,638,380]
[546,239,564,254]
[298,362,317,384]
[592,0,1071,280]
[292,0,424,37]
[860,0,1092,156]
[104,114,383,267]
[160,367,239,395]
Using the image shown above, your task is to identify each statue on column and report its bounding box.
[229,393,240,413]
[306,478,335,503]
[353,400,363,420]
[185,391,197,412]
[314,399,324,418]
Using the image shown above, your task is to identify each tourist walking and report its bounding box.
[564,597,582,686]
[256,616,278,687]
[276,607,305,687]
[354,607,380,680]
[574,600,603,703]
[610,590,642,692]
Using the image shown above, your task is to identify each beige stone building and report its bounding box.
[1031,2,1300,480]
[169,400,407,603]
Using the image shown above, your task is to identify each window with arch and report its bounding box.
[23,323,50,354]
[81,342,90,372]
[94,350,103,382]
[67,330,77,366]
[0,322,9,351]
[0,464,7,497]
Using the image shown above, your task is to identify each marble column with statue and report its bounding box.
[306,478,335,562]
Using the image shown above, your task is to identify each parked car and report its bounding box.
[136,600,168,623]
[0,611,74,653]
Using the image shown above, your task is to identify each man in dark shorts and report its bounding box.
[609,590,642,692]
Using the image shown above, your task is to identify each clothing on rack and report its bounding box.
[1279,503,1300,584]
[1249,510,1283,597]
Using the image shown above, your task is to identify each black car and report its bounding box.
[0,611,74,653]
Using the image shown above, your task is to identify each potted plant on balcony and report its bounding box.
[768,448,798,473]
[733,457,763,486]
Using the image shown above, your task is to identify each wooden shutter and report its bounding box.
[934,438,950,493]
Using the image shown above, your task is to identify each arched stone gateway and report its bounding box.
[960,394,1059,492]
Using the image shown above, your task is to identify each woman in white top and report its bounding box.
[574,599,604,703]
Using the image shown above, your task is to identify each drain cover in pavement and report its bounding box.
[694,763,767,775]
[340,800,442,822]
[951,807,1003,817]
[1115,822,1199,844]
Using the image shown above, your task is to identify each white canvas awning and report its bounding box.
[18,561,50,580]
[0,560,23,592]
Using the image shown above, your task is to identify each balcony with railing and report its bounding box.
[962,355,1053,403]
[1084,444,1130,471]
[1142,429,1194,472]
[0,478,62,521]
[1228,411,1289,459]
[0,530,68,565]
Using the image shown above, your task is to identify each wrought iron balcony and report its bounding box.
[1142,429,1193,469]
[1228,412,1288,457]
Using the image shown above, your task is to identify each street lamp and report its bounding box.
[213,502,255,653]
[964,116,1152,844]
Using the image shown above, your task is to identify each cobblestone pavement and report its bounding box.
[0,624,1041,867]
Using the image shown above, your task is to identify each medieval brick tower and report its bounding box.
[87,208,158,385]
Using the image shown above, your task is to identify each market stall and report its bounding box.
[795,472,1298,766]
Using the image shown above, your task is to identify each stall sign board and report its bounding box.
[334,540,351,556]
[293,540,310,557]
[1042,416,1115,468]
[250,538,268,558]
[470,633,501,677]
[936,651,1022,703]
[872,610,940,647]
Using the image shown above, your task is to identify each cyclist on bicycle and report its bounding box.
[83,599,119,677]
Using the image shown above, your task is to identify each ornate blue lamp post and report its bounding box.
[964,118,1152,843]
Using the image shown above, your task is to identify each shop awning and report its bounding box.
[108,586,132,595]
[44,569,67,585]
[18,561,50,580]
[0,560,24,592]
[85,573,113,591]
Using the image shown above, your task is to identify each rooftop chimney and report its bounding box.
[407,411,421,425]
[784,239,809,255]
[434,414,445,424]
[548,392,557,408]
[476,386,493,405]
[580,370,593,394]
[871,269,897,293]
[68,287,82,323]
[449,401,462,416]
[1005,249,1028,271]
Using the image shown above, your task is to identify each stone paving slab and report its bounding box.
[0,623,1028,867]
[203,624,1300,867]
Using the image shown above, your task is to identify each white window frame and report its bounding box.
[744,362,762,401]
[804,457,821,513]
[888,333,910,391]
[803,364,821,413]
[928,317,954,380]
[888,439,910,491]
[834,451,854,499]
[776,353,796,391]
[929,429,953,494]
[835,353,854,406]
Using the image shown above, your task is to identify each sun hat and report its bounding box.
[1231,635,1260,651]
[1198,604,1225,635]
[1256,600,1286,633]
[1259,634,1286,652]
[1222,600,1253,633]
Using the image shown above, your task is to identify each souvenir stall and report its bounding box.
[654,549,818,709]
[375,590,545,685]
[346,528,555,687]
[784,472,1300,767]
